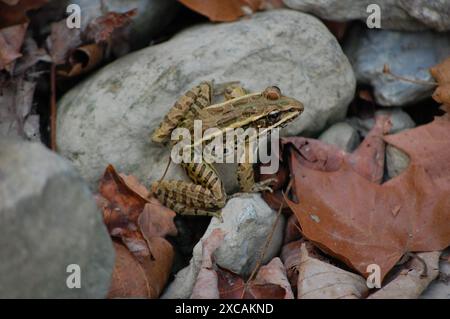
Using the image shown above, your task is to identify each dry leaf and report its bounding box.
[0,77,37,139]
[57,43,104,78]
[253,258,294,299]
[0,0,47,28]
[217,266,286,299]
[108,240,174,299]
[108,242,152,298]
[46,19,82,65]
[297,243,369,299]
[191,229,226,299]
[84,9,137,43]
[322,20,348,41]
[430,57,450,108]
[284,214,301,244]
[285,116,450,282]
[0,22,27,71]
[99,164,150,229]
[138,199,178,240]
[178,0,261,22]
[280,240,302,292]
[368,251,441,299]
[99,165,175,298]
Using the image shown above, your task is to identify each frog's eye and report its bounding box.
[263,86,282,100]
[269,111,280,118]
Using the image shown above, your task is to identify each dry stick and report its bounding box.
[50,63,57,151]
[159,156,172,183]
[382,64,438,86]
[241,179,293,298]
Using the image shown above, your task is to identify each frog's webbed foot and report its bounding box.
[249,178,276,193]
[228,178,277,200]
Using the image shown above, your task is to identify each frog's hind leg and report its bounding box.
[151,81,212,143]
[162,196,222,220]
[151,179,225,218]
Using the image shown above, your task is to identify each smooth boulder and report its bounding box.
[57,9,355,189]
[0,139,115,298]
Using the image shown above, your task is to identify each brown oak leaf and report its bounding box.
[285,116,450,282]
[178,0,263,22]
[430,57,450,110]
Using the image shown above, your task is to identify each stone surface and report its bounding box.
[0,138,115,298]
[72,0,178,50]
[57,9,355,189]
[318,122,360,152]
[347,109,415,137]
[162,194,285,299]
[284,0,450,31]
[386,144,411,179]
[420,248,450,299]
[344,25,450,106]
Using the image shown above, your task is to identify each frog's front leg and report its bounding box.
[151,161,226,218]
[237,141,276,193]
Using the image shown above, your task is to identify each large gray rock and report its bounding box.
[162,194,285,299]
[0,139,114,298]
[345,25,450,106]
[57,9,355,189]
[284,0,450,31]
[72,0,178,50]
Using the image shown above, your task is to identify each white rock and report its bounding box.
[318,122,360,152]
[284,0,450,31]
[57,9,355,189]
[162,194,285,299]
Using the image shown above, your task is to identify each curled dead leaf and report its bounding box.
[57,43,104,78]
[253,258,294,299]
[368,251,441,299]
[138,199,178,240]
[297,243,369,299]
[191,229,226,299]
[99,164,150,228]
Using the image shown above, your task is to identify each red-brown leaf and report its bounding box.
[0,0,47,28]
[285,116,450,281]
[178,0,261,22]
